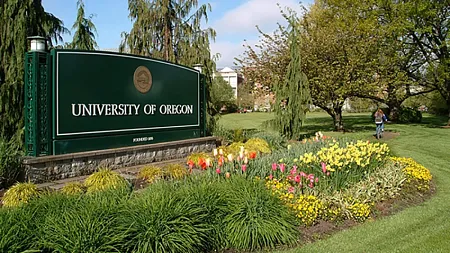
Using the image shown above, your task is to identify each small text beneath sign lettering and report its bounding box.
[133,136,154,143]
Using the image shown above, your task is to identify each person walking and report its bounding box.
[374,109,384,139]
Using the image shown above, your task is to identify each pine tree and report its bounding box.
[0,0,67,141]
[274,14,311,140]
[120,0,219,133]
[70,0,98,50]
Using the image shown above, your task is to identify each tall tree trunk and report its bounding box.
[385,99,403,122]
[322,105,344,132]
[332,106,344,132]
[164,18,171,61]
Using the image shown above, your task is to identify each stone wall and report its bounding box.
[23,137,217,183]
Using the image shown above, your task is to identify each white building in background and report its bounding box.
[213,67,244,99]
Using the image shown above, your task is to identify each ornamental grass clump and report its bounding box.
[117,181,212,253]
[164,163,188,179]
[2,182,40,207]
[137,165,163,183]
[61,182,85,195]
[0,205,37,251]
[84,168,129,193]
[35,190,129,252]
[224,176,299,250]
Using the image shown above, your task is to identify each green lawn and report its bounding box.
[218,112,450,253]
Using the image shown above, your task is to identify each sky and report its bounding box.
[42,0,313,68]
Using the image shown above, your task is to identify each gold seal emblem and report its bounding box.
[133,66,152,93]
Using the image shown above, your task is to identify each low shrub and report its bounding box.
[244,138,271,154]
[137,166,163,183]
[249,131,287,150]
[397,107,422,123]
[233,128,245,143]
[84,168,129,193]
[2,182,40,207]
[0,139,23,189]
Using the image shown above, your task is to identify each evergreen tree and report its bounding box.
[120,0,218,133]
[70,0,98,50]
[0,0,67,141]
[274,14,311,139]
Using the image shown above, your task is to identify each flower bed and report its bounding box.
[0,133,434,252]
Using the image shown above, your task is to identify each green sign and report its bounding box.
[24,50,206,156]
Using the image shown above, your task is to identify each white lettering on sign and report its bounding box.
[71,103,194,117]
[159,104,193,115]
[72,104,141,117]
[143,104,157,115]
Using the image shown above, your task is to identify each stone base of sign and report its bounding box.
[23,137,218,184]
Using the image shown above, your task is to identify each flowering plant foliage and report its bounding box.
[390,157,432,191]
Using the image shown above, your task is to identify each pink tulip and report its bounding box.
[216,168,221,174]
[300,171,306,177]
[287,175,293,181]
[308,182,314,188]
[272,163,277,171]
[294,175,301,183]
[290,166,297,175]
[327,171,330,176]
[321,162,327,173]
[241,164,247,172]
[269,174,273,180]
[315,178,319,183]
[279,163,286,173]
[308,174,315,180]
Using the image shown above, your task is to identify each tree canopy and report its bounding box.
[211,75,235,112]
[70,0,98,50]
[0,0,68,140]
